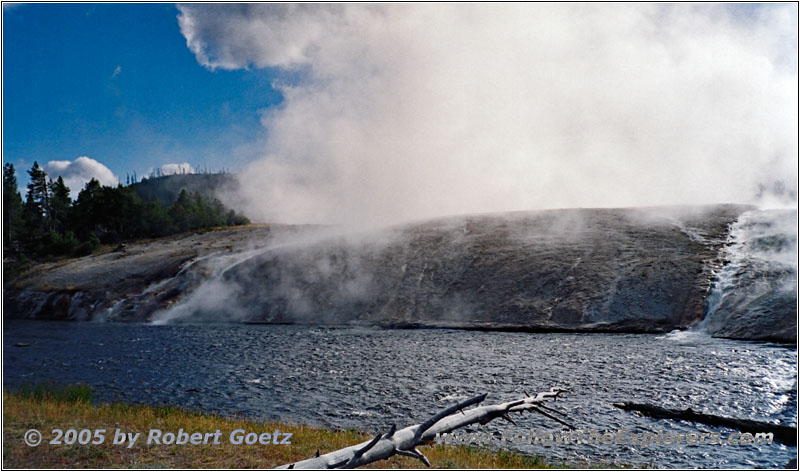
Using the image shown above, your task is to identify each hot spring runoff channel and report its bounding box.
[4,322,796,468]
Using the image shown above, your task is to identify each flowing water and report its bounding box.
[704,209,797,322]
[4,321,796,468]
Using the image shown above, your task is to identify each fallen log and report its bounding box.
[613,401,797,446]
[277,387,569,469]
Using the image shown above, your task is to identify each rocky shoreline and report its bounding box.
[3,205,796,343]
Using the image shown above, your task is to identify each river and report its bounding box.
[4,321,796,468]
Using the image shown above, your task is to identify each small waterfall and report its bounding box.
[696,208,798,334]
[694,226,741,332]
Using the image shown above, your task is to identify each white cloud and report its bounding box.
[112,65,121,79]
[178,3,798,226]
[44,156,119,194]
[158,162,194,176]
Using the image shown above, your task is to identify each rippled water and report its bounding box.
[4,321,796,468]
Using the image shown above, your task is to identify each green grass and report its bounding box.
[15,382,93,403]
[3,384,571,469]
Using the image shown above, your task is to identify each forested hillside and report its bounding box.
[3,162,249,259]
[131,172,239,207]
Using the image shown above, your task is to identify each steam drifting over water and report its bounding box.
[178,3,798,227]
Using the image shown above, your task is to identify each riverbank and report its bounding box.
[2,387,562,469]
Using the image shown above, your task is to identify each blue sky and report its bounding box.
[3,3,283,191]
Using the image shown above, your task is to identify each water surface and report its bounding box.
[4,321,796,468]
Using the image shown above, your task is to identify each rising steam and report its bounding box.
[177,3,797,226]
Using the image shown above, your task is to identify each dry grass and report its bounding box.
[3,390,561,469]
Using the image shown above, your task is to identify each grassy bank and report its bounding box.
[3,386,559,469]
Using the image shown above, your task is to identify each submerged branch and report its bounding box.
[614,401,797,446]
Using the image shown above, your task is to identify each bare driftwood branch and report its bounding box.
[613,401,797,446]
[277,387,568,469]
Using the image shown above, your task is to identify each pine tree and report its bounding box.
[48,176,71,233]
[24,161,49,234]
[3,163,24,251]
[71,178,102,239]
[169,189,192,232]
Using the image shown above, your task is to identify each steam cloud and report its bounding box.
[178,3,798,226]
[44,156,119,194]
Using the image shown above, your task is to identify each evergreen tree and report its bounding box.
[71,178,102,240]
[48,176,71,233]
[3,163,24,251]
[21,161,50,251]
[25,162,49,227]
[169,189,192,232]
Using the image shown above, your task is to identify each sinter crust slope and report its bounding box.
[4,205,795,343]
[3,226,275,322]
[221,205,742,332]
